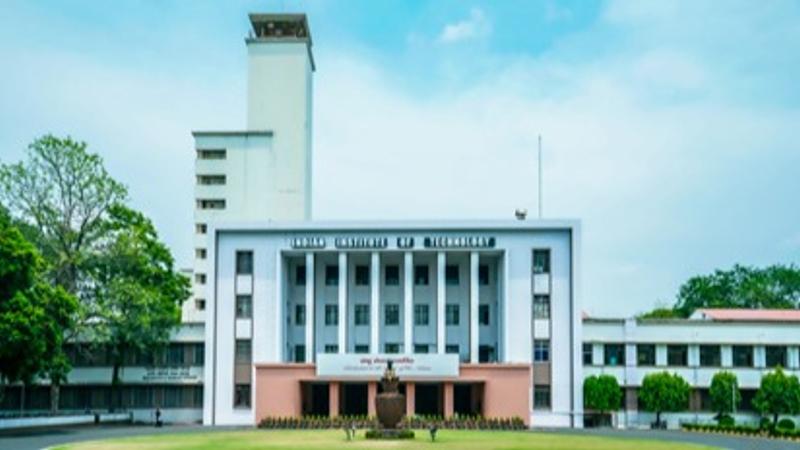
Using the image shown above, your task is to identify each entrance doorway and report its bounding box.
[301,382,329,416]
[454,383,483,416]
[340,383,368,416]
[415,383,443,416]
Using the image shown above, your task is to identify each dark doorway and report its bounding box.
[454,383,483,416]
[302,382,330,416]
[340,383,368,416]
[415,383,443,416]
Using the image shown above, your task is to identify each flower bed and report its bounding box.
[258,414,526,430]
[681,422,800,441]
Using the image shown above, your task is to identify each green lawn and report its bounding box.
[53,429,716,450]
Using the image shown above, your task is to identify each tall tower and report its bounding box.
[188,14,314,322]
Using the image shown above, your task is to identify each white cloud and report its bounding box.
[437,8,491,44]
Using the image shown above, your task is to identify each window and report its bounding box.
[766,346,787,368]
[235,340,252,364]
[236,251,253,275]
[234,384,251,408]
[667,345,688,366]
[384,304,399,326]
[534,340,550,362]
[295,304,305,325]
[414,344,429,354]
[197,199,225,210]
[445,265,459,285]
[533,386,551,408]
[355,304,370,326]
[195,273,206,284]
[197,149,226,159]
[167,344,184,365]
[295,265,306,286]
[479,264,490,285]
[385,265,400,286]
[384,343,400,354]
[355,345,369,354]
[699,345,721,367]
[195,248,207,259]
[355,265,370,286]
[193,343,205,365]
[446,304,460,326]
[414,304,429,326]
[479,345,495,363]
[195,223,207,234]
[196,174,226,185]
[533,295,550,319]
[235,295,252,319]
[733,346,753,367]
[325,265,339,286]
[604,344,625,366]
[294,345,305,363]
[446,344,459,354]
[533,249,550,274]
[479,304,490,325]
[583,343,593,365]
[324,344,338,353]
[325,305,338,326]
[195,298,206,311]
[637,344,656,366]
[414,265,429,285]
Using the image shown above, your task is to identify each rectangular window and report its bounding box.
[533,249,550,274]
[414,264,429,285]
[193,343,204,365]
[414,304,429,326]
[478,264,490,285]
[195,223,207,234]
[445,304,460,325]
[234,384,251,408]
[195,248,207,259]
[235,340,252,364]
[196,199,225,210]
[699,345,721,367]
[325,305,338,326]
[667,344,688,366]
[765,346,787,368]
[385,304,400,326]
[195,273,206,284]
[414,344,429,354]
[637,344,656,366]
[355,304,370,326]
[533,295,550,319]
[479,304,490,325]
[196,174,226,185]
[167,344,184,366]
[355,265,370,286]
[445,265,459,285]
[235,295,252,319]
[479,345,495,363]
[583,343,593,365]
[325,265,339,286]
[533,386,551,408]
[384,343,399,354]
[294,345,305,363]
[197,149,226,159]
[236,251,253,275]
[295,304,305,326]
[534,340,550,362]
[604,344,625,366]
[732,345,753,367]
[354,345,369,354]
[195,298,206,311]
[295,265,306,286]
[446,344,459,354]
[324,344,338,354]
[384,265,400,286]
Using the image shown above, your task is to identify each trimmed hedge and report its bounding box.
[258,414,526,430]
[682,422,800,440]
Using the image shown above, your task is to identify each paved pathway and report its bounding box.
[1,424,798,450]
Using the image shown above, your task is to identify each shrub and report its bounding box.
[777,418,795,431]
[717,415,734,427]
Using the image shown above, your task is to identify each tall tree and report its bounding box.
[753,367,800,427]
[583,374,622,426]
[639,372,690,428]
[87,204,190,410]
[709,371,741,421]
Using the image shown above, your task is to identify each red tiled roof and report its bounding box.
[693,308,800,322]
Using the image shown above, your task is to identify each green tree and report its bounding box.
[709,371,741,421]
[87,204,190,411]
[638,307,680,319]
[584,374,622,426]
[639,372,690,427]
[753,367,800,427]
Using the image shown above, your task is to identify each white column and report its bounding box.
[338,252,347,354]
[469,251,479,363]
[437,252,446,354]
[304,253,315,363]
[403,252,413,354]
[370,252,380,354]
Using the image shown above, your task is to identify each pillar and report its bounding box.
[370,252,380,353]
[469,251,479,363]
[338,252,347,353]
[305,253,315,363]
[329,382,340,417]
[444,382,454,418]
[405,383,415,417]
[436,252,446,354]
[403,252,413,354]
[368,382,377,416]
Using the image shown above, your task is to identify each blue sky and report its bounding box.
[1,1,799,316]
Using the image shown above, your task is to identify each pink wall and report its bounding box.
[254,364,316,423]
[460,364,531,426]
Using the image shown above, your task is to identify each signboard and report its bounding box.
[290,237,326,249]
[424,236,495,249]
[334,237,388,249]
[316,354,459,379]
[142,366,200,382]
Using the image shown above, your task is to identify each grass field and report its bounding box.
[53,429,716,450]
